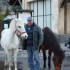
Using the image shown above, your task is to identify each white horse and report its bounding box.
[0,18,28,70]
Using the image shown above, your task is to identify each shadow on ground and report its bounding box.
[0,61,23,70]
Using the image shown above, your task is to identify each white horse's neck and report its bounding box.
[9,19,16,32]
[9,19,16,40]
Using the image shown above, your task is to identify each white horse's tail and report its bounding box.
[1,30,5,36]
[0,30,3,46]
[0,29,6,47]
[1,29,9,37]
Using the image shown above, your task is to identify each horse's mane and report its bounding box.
[9,19,16,31]
[43,27,62,53]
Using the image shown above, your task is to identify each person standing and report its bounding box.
[25,17,43,70]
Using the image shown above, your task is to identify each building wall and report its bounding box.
[22,0,31,9]
[59,2,70,34]
[52,0,59,33]
[67,3,70,34]
[59,7,64,34]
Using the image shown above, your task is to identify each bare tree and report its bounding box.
[0,7,2,13]
[0,0,11,14]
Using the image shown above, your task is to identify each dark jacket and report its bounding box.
[23,23,43,50]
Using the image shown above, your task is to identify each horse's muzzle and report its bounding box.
[21,33,28,39]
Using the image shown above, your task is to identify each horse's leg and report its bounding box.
[14,49,18,70]
[7,50,11,70]
[42,48,47,69]
[4,50,8,66]
[5,54,8,66]
[4,53,9,70]
[48,50,52,70]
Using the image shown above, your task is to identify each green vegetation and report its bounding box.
[0,8,9,20]
[0,14,4,20]
[4,8,9,17]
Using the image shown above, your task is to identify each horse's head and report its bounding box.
[15,18,28,39]
[10,18,28,39]
[53,50,65,70]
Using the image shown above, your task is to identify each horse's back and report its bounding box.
[43,27,59,45]
[43,27,61,51]
[1,29,19,49]
[1,29,9,36]
[1,29,10,49]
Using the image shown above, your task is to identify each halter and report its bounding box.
[16,30,26,36]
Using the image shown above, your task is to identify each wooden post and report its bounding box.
[15,11,19,18]
[64,0,67,34]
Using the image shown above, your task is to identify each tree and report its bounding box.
[4,8,10,17]
[0,7,2,13]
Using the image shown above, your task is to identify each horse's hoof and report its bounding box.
[42,68,47,70]
[5,63,8,69]
[15,67,17,70]
[5,63,8,66]
[4,65,8,69]
[9,67,11,70]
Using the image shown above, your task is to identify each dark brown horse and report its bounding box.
[39,27,65,70]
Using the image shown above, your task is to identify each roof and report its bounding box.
[60,0,70,8]
[9,0,22,5]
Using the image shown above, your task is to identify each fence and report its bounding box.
[57,34,70,43]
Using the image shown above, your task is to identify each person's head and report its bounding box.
[27,17,33,26]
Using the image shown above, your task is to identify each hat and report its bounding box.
[27,17,32,21]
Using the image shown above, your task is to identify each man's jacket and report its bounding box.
[23,23,43,50]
